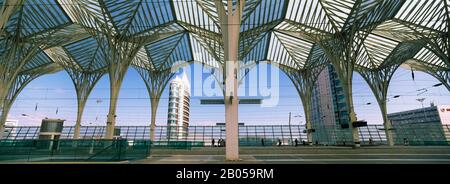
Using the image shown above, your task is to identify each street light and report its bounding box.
[293,115,303,126]
[288,112,293,145]
[416,98,426,108]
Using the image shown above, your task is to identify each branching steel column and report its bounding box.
[359,66,400,146]
[358,41,424,146]
[0,65,60,139]
[46,47,106,139]
[0,41,41,139]
[282,65,325,145]
[216,0,245,161]
[321,36,362,147]
[99,35,145,139]
[72,72,105,139]
[0,75,35,139]
[135,67,174,141]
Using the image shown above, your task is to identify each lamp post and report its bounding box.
[288,112,293,145]
[293,114,303,143]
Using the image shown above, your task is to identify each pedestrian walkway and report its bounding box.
[135,146,450,164]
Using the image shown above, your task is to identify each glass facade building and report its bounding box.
[310,64,352,145]
[388,105,450,145]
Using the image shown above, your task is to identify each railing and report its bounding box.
[0,139,151,162]
[2,124,449,147]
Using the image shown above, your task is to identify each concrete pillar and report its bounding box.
[217,0,245,161]
[223,23,240,161]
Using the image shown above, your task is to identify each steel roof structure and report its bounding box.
[1,0,449,160]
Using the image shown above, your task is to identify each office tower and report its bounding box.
[167,73,190,140]
[310,64,352,145]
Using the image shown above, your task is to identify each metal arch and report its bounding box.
[280,44,329,145]
[0,0,446,74]
[134,67,175,141]
[0,63,60,139]
[357,41,423,146]
[403,59,450,92]
[45,45,106,139]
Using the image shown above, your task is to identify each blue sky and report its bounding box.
[7,63,450,126]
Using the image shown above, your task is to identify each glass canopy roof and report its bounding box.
[0,0,448,75]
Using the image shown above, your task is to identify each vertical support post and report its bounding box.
[135,68,173,141]
[0,107,9,139]
[73,103,85,139]
[282,62,327,147]
[149,97,158,141]
[288,112,293,145]
[304,103,313,146]
[216,0,245,161]
[105,79,121,139]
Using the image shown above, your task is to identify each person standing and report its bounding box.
[212,138,215,147]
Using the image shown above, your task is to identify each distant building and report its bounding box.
[310,64,352,145]
[167,73,190,140]
[388,104,450,125]
[2,119,19,138]
[388,104,450,145]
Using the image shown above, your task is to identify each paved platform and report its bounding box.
[133,146,450,164]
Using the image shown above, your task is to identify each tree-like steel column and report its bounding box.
[321,35,363,147]
[72,72,105,139]
[358,42,423,146]
[318,0,405,148]
[0,65,60,139]
[281,53,327,146]
[135,68,174,141]
[103,40,143,139]
[359,67,398,146]
[284,69,317,145]
[46,47,106,139]
[215,0,245,161]
[0,39,41,139]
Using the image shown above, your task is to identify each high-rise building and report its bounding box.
[310,64,352,145]
[167,73,190,140]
